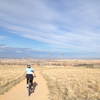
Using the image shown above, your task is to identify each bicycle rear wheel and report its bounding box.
[28,83,31,96]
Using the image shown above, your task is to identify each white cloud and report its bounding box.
[0,0,100,54]
[0,35,7,40]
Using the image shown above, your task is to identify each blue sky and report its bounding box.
[0,0,100,58]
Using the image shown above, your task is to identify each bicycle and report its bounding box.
[27,79,33,96]
[27,75,36,96]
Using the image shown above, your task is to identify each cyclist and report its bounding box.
[26,64,35,88]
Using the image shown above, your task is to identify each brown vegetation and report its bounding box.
[42,67,100,100]
[0,58,100,100]
[0,65,25,94]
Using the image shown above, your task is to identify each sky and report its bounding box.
[0,0,100,58]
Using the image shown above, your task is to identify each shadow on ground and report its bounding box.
[30,81,38,96]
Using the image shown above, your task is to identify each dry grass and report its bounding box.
[0,65,25,94]
[42,67,100,100]
[0,59,100,99]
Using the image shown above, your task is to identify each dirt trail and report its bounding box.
[0,71,49,100]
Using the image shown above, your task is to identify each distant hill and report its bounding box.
[0,46,100,59]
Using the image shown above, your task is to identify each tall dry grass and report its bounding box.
[0,65,25,94]
[42,67,100,100]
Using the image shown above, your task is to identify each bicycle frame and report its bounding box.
[27,79,32,96]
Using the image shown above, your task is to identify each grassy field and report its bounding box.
[42,66,100,100]
[0,59,100,100]
[0,65,25,94]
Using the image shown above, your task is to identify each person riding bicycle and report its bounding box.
[26,64,35,88]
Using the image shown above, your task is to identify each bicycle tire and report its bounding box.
[28,84,30,96]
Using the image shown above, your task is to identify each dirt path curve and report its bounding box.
[0,71,49,100]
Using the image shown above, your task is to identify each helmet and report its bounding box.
[27,64,31,68]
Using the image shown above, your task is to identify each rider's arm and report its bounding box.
[34,72,36,77]
[31,68,36,77]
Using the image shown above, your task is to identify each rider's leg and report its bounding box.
[26,74,28,84]
[26,74,29,88]
[27,78,29,84]
[30,75,33,86]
